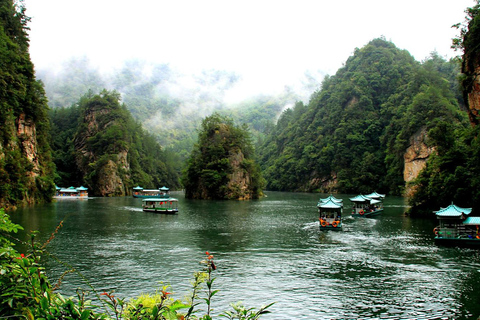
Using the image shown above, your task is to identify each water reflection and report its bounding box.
[7,192,480,319]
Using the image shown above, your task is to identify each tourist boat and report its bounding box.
[133,186,171,198]
[54,186,89,199]
[350,192,384,217]
[142,198,178,214]
[318,195,343,231]
[433,203,480,247]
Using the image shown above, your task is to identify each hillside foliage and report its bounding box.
[257,38,468,197]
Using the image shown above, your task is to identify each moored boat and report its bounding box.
[350,193,384,217]
[318,195,343,231]
[133,186,171,198]
[142,198,179,214]
[433,203,480,247]
[54,186,89,199]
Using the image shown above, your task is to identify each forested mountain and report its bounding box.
[258,38,468,195]
[50,90,181,196]
[0,0,55,208]
[183,113,264,200]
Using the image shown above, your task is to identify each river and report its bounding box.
[8,191,480,319]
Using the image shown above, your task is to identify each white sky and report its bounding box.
[23,0,475,99]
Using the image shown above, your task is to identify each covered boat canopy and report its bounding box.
[133,186,143,191]
[318,195,343,206]
[77,186,88,191]
[435,203,472,218]
[160,186,170,191]
[463,217,480,225]
[59,186,79,193]
[349,195,372,203]
[318,199,343,209]
[142,197,178,203]
[365,191,385,199]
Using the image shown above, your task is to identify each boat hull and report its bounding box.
[352,209,383,217]
[53,196,89,200]
[143,208,178,214]
[319,223,343,231]
[434,237,480,248]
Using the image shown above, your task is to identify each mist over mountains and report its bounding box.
[37,56,323,149]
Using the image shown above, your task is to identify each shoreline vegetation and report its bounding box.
[0,209,273,319]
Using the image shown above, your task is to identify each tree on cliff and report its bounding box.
[182,113,264,200]
[0,0,55,208]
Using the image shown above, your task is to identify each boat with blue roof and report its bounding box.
[318,195,343,230]
[133,186,171,198]
[54,186,89,199]
[433,203,480,247]
[142,198,179,214]
[350,192,385,217]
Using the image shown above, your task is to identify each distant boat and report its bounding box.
[433,203,480,247]
[350,192,384,217]
[54,186,89,199]
[317,195,343,230]
[142,198,178,214]
[133,186,171,198]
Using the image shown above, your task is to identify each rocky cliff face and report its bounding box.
[463,52,480,126]
[0,112,53,209]
[461,13,480,127]
[16,113,40,178]
[226,150,252,200]
[403,127,435,197]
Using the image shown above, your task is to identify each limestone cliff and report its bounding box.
[0,111,55,209]
[403,127,435,197]
[17,113,40,178]
[226,149,254,200]
[461,9,480,127]
[462,51,480,126]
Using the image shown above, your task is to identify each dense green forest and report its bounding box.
[183,113,264,199]
[257,38,468,198]
[50,90,181,195]
[0,0,55,208]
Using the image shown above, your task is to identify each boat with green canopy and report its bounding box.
[54,186,89,199]
[318,194,343,206]
[350,193,384,217]
[317,195,343,230]
[142,198,179,214]
[133,186,171,198]
[433,203,480,247]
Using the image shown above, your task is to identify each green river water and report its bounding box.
[8,191,480,319]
